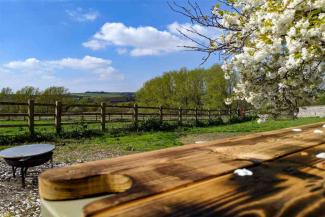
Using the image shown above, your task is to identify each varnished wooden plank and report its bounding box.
[87,144,325,217]
[39,123,325,216]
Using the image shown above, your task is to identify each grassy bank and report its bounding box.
[1,117,325,162]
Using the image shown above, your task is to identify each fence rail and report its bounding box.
[0,100,249,136]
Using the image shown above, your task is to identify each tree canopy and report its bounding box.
[173,0,325,118]
[136,65,234,109]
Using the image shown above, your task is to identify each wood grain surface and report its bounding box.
[38,123,325,217]
[92,144,325,217]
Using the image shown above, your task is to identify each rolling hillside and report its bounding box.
[71,92,135,103]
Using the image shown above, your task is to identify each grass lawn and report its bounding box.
[187,117,325,133]
[1,117,325,163]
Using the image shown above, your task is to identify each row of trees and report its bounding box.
[0,86,71,103]
[0,86,133,114]
[0,86,73,113]
[136,65,238,109]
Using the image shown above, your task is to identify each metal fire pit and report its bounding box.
[0,144,55,187]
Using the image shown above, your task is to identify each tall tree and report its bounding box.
[16,86,40,100]
[203,65,228,108]
[38,86,70,103]
[172,0,325,118]
[136,65,229,109]
[15,86,40,113]
[38,86,71,113]
[0,87,13,96]
[0,87,14,113]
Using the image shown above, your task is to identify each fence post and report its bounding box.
[178,106,182,126]
[101,102,106,132]
[28,99,34,137]
[159,105,163,123]
[133,103,138,130]
[195,107,198,125]
[55,101,62,134]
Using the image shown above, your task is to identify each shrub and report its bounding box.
[138,118,177,131]
[229,115,256,124]
[208,117,224,126]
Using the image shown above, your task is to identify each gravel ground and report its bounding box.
[0,133,235,217]
[0,146,123,217]
[0,160,68,217]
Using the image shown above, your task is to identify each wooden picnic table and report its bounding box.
[39,123,325,217]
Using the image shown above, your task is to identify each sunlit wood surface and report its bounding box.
[39,123,325,217]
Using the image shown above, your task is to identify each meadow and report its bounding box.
[1,117,325,163]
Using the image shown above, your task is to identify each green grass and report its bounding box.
[1,117,325,163]
[94,131,181,152]
[99,117,325,151]
[56,117,325,160]
[186,117,325,134]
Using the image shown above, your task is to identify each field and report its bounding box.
[71,92,135,98]
[1,117,325,162]
[0,104,322,217]
[71,91,135,103]
[1,117,325,216]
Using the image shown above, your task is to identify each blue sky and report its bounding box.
[0,0,219,92]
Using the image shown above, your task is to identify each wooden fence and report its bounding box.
[0,100,249,136]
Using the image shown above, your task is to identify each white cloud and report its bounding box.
[3,56,122,80]
[83,22,218,56]
[51,56,120,79]
[83,39,107,50]
[5,58,42,70]
[0,56,125,92]
[51,56,112,70]
[66,8,99,22]
[116,48,128,55]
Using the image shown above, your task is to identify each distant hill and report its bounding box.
[72,92,134,98]
[71,92,135,103]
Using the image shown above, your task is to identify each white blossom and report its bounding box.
[224,98,232,105]
[224,72,231,80]
[213,0,324,117]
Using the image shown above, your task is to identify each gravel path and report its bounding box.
[0,134,234,217]
[0,141,128,217]
[0,160,68,217]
